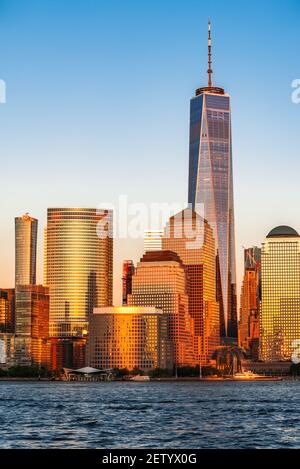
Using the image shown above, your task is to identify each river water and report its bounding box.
[0,380,299,448]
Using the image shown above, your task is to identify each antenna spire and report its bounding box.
[207,18,213,87]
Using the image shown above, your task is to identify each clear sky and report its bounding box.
[0,0,299,304]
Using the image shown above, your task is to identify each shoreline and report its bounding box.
[0,376,292,382]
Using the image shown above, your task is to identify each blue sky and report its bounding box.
[0,0,299,302]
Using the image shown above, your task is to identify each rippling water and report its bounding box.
[0,380,300,448]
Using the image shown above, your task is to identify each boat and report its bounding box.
[233,371,282,381]
[130,375,150,382]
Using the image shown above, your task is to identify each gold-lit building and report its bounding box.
[44,208,113,339]
[260,226,300,361]
[87,306,172,371]
[238,247,260,360]
[162,208,220,363]
[0,289,15,333]
[14,284,50,368]
[128,250,195,367]
[15,213,38,287]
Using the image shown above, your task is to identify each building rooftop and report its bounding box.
[267,225,299,238]
[93,306,163,315]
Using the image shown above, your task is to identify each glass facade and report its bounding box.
[238,247,261,360]
[260,227,300,361]
[14,285,50,367]
[15,214,38,287]
[87,306,172,371]
[44,208,113,338]
[0,289,15,333]
[188,89,237,338]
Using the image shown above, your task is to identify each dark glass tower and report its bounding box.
[188,20,237,339]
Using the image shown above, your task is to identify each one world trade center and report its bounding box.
[188,20,237,339]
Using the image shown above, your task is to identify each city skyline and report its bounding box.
[0,0,300,307]
[1,1,300,456]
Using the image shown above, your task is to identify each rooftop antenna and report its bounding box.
[207,18,213,87]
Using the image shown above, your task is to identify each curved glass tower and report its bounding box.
[188,21,237,338]
[44,208,113,338]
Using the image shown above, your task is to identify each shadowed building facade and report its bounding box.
[162,208,220,363]
[128,250,195,367]
[122,260,135,305]
[239,247,261,360]
[260,226,300,362]
[87,306,172,371]
[188,21,237,339]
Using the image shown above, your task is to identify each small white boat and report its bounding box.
[130,375,150,382]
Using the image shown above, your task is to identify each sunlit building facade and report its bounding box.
[44,208,113,338]
[144,230,163,252]
[128,250,195,367]
[0,289,15,333]
[260,226,300,361]
[87,306,172,371]
[162,208,220,363]
[239,247,261,359]
[14,284,50,368]
[15,213,38,287]
[188,23,237,339]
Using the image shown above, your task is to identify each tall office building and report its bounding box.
[0,289,15,333]
[14,285,50,368]
[239,247,261,359]
[44,208,113,339]
[128,250,195,367]
[162,208,220,363]
[188,21,237,338]
[260,226,300,361]
[87,306,172,371]
[144,230,163,252]
[122,260,135,305]
[15,213,38,287]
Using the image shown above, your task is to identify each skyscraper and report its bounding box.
[0,289,15,333]
[188,20,237,339]
[260,226,300,362]
[15,213,38,287]
[128,250,195,367]
[239,247,261,359]
[162,208,220,363]
[14,284,50,368]
[44,208,113,339]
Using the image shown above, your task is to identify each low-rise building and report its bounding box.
[87,306,172,371]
